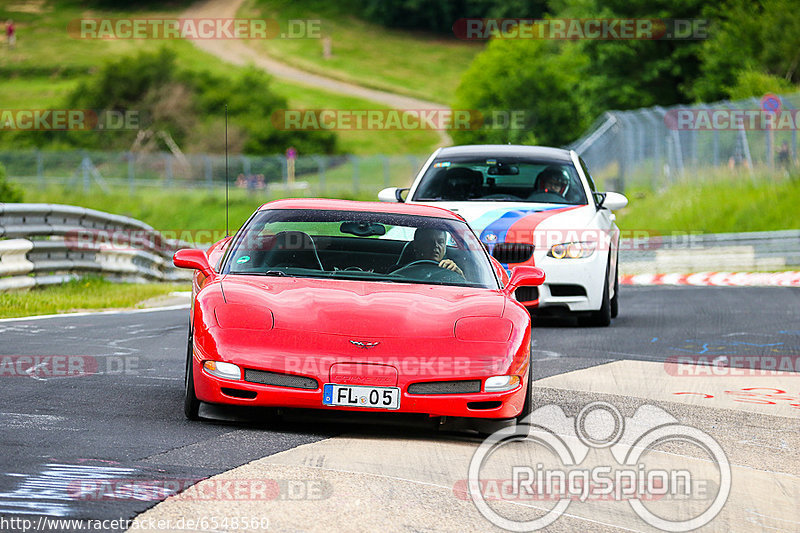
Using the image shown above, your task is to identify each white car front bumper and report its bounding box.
[526,250,608,312]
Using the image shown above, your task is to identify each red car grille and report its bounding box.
[244,369,318,390]
[407,380,481,395]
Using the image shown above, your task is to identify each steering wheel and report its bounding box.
[392,260,464,283]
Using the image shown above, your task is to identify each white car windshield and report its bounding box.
[413,157,587,205]
[221,209,499,289]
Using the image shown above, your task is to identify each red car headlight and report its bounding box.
[203,360,242,380]
[484,375,520,392]
[213,304,274,330]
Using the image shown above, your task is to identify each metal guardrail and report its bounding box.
[620,229,800,274]
[3,203,796,287]
[0,203,192,291]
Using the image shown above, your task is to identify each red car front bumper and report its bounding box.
[192,358,528,420]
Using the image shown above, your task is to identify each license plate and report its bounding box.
[322,384,400,410]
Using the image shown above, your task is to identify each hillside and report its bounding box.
[0,0,476,155]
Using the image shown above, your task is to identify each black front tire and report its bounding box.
[610,261,619,319]
[184,329,200,421]
[579,261,611,327]
[516,355,534,424]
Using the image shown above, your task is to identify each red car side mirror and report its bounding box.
[503,266,545,296]
[173,249,215,279]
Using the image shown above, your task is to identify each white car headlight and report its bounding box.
[484,375,520,392]
[547,241,597,259]
[203,360,241,380]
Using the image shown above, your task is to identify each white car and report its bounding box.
[379,145,628,326]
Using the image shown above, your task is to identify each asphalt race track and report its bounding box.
[0,286,798,532]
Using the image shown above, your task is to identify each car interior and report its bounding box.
[226,220,493,288]
[414,161,587,205]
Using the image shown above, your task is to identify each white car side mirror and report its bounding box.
[601,191,628,211]
[378,187,408,203]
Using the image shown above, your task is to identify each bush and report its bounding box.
[360,0,548,33]
[23,48,337,155]
[0,163,24,203]
[451,38,591,146]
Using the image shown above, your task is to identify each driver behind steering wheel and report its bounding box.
[532,166,569,198]
[392,228,464,276]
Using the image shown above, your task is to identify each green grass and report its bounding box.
[0,276,189,319]
[267,79,441,154]
[239,0,482,105]
[16,168,800,237]
[12,150,426,232]
[18,183,383,234]
[0,0,442,155]
[616,170,800,234]
[0,78,81,108]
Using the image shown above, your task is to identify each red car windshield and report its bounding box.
[220,209,499,289]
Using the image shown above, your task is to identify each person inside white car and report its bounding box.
[532,166,570,198]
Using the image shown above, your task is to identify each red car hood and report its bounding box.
[220,275,506,338]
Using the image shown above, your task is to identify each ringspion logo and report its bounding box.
[467,402,730,531]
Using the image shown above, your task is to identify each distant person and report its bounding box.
[777,141,791,170]
[6,20,15,48]
[322,36,332,59]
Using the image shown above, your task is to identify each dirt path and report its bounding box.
[183,0,452,146]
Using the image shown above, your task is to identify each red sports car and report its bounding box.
[173,199,544,432]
